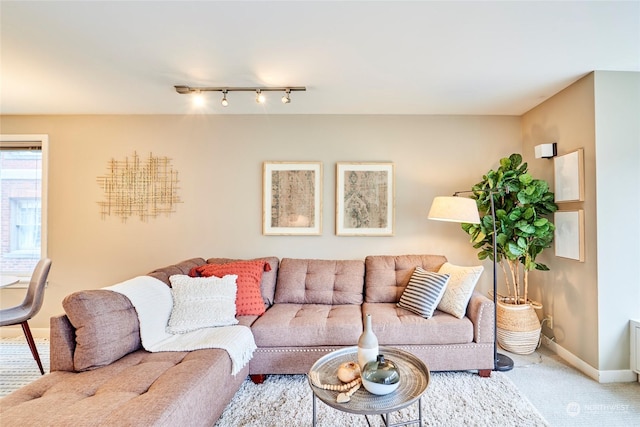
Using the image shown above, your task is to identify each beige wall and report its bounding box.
[0,114,521,330]
[521,74,599,368]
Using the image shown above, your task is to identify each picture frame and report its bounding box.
[336,162,394,236]
[554,210,585,262]
[263,161,322,235]
[554,148,585,202]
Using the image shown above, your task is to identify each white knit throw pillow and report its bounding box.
[167,274,238,334]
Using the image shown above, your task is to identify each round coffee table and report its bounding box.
[308,346,430,427]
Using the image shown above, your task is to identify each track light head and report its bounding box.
[221,90,229,107]
[256,90,266,104]
[193,90,205,107]
[281,89,291,104]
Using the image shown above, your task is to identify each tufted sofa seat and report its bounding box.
[0,347,246,426]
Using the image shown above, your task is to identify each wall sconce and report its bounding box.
[175,85,306,107]
[534,143,557,159]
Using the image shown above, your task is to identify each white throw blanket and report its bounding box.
[104,276,256,375]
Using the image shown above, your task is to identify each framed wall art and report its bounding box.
[554,148,585,202]
[554,209,585,262]
[336,162,394,236]
[263,161,322,235]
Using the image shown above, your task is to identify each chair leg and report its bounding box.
[21,321,44,375]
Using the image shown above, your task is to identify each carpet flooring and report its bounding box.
[505,346,640,427]
[0,337,50,396]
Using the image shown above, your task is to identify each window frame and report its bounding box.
[0,134,49,281]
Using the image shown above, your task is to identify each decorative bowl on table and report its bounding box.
[361,354,400,395]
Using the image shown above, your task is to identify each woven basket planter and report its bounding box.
[496,299,541,355]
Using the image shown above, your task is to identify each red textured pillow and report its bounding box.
[191,260,268,315]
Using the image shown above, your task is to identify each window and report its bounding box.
[0,135,48,276]
[11,198,42,254]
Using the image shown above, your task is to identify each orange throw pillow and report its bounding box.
[191,261,268,315]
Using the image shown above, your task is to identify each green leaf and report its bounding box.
[534,218,548,226]
[519,173,533,185]
[523,207,534,220]
[507,241,525,257]
[509,153,522,168]
[517,237,527,249]
[517,222,536,234]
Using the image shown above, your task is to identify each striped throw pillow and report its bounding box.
[397,267,450,318]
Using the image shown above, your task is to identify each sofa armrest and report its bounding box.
[50,314,76,372]
[465,291,494,344]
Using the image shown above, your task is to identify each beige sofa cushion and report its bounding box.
[364,254,448,303]
[274,258,364,304]
[251,303,363,347]
[147,257,206,285]
[363,302,474,345]
[62,290,141,371]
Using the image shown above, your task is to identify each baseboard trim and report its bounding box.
[542,335,638,383]
[0,327,50,339]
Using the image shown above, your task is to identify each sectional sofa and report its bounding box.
[0,254,494,426]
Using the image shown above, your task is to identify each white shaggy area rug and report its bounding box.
[215,372,549,426]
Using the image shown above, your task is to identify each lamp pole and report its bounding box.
[489,192,514,371]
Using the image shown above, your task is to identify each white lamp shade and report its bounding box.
[428,196,480,224]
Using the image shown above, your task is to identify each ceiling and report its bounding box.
[1,1,639,116]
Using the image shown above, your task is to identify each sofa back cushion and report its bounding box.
[275,258,364,305]
[62,289,141,371]
[365,254,448,303]
[206,257,280,309]
[147,257,206,285]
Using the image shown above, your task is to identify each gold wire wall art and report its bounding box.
[97,152,181,222]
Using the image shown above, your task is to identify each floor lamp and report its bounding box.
[428,192,514,372]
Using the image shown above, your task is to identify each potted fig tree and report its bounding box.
[462,153,558,354]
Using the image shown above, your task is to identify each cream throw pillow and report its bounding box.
[167,274,239,334]
[436,263,484,318]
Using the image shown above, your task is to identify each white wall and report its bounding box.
[594,71,640,372]
[0,114,521,330]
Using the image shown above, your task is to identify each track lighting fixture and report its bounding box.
[221,90,229,107]
[174,85,305,107]
[281,89,291,104]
